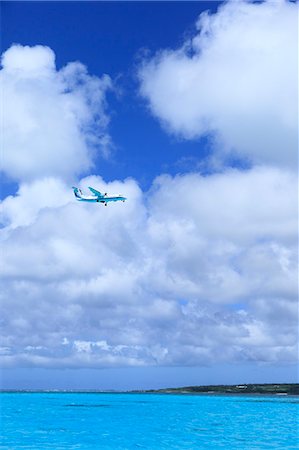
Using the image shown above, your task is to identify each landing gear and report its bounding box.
[105,202,107,206]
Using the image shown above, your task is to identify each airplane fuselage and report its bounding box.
[77,195,126,203]
[73,187,126,205]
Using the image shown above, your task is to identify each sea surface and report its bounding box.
[0,392,298,449]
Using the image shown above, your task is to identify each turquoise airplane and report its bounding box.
[73,186,126,206]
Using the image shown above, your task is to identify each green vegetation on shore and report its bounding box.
[1,383,298,395]
[145,383,299,395]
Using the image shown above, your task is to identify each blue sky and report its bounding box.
[1,1,220,194]
[1,0,298,390]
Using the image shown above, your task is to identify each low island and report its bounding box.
[143,383,299,395]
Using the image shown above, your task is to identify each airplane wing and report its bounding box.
[88,186,104,197]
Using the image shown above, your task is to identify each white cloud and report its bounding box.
[1,167,297,368]
[138,0,298,168]
[1,44,112,182]
[1,31,297,373]
[1,177,71,229]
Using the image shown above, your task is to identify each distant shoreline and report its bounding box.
[143,383,299,396]
[1,383,298,395]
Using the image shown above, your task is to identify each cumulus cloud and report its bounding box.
[1,168,297,368]
[1,44,113,182]
[1,177,70,229]
[138,0,298,168]
[1,30,297,373]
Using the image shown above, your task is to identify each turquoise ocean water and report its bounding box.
[0,392,298,449]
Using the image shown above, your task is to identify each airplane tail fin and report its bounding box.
[72,186,82,199]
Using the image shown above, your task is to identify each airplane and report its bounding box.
[72,186,126,206]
